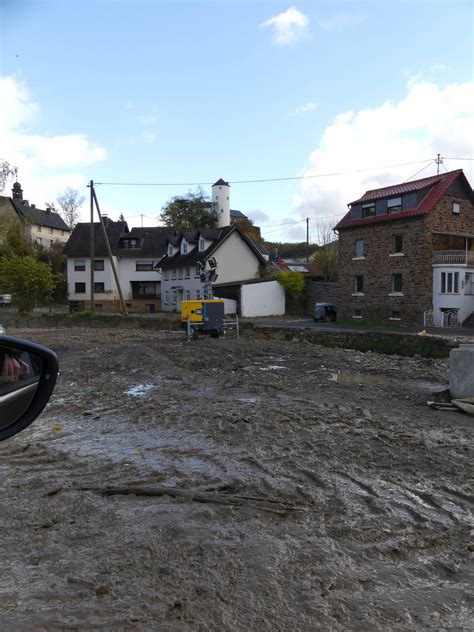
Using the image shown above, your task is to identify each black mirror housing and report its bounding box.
[0,336,59,441]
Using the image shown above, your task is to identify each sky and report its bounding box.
[0,0,473,243]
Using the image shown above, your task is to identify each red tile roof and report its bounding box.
[336,169,472,230]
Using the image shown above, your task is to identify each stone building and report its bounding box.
[335,170,474,326]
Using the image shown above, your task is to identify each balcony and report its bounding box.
[432,250,474,265]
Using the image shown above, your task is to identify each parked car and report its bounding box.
[313,302,337,322]
[0,336,59,440]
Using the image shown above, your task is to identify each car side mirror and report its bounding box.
[0,336,59,441]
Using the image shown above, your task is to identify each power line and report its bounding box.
[94,158,435,187]
[442,156,474,161]
[403,159,436,183]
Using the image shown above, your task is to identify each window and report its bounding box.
[199,237,205,251]
[172,290,177,305]
[136,282,158,296]
[441,272,459,294]
[38,226,42,232]
[362,203,375,218]
[94,259,104,271]
[185,267,190,279]
[387,197,402,214]
[353,309,362,318]
[74,259,86,271]
[163,270,169,280]
[354,275,364,294]
[168,244,173,256]
[195,265,201,278]
[391,273,403,294]
[393,234,403,254]
[49,227,53,234]
[94,282,105,293]
[121,238,140,249]
[196,290,201,300]
[164,291,169,304]
[391,310,401,320]
[178,268,183,280]
[186,290,191,300]
[36,237,42,244]
[171,269,177,280]
[182,241,188,254]
[355,239,365,257]
[452,201,460,215]
[136,261,154,271]
[75,282,86,294]
[50,240,54,246]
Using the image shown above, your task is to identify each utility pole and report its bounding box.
[89,180,95,314]
[306,217,310,262]
[436,153,443,175]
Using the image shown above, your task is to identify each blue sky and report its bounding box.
[1,0,473,241]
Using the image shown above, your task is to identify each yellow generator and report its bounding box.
[181,300,226,340]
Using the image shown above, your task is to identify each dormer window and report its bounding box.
[387,197,402,214]
[362,203,375,218]
[198,237,205,251]
[168,244,173,256]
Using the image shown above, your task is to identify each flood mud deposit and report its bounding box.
[0,326,472,631]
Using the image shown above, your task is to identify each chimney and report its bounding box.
[31,203,36,209]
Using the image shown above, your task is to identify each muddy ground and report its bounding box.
[0,326,472,631]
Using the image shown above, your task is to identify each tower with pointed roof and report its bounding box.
[212,178,230,228]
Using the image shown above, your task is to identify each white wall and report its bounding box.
[118,258,162,299]
[432,266,474,324]
[67,256,118,301]
[214,231,261,284]
[240,281,285,317]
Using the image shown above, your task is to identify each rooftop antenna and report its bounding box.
[435,153,443,175]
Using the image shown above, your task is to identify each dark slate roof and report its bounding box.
[10,199,71,231]
[212,178,230,187]
[62,220,129,257]
[230,209,247,219]
[158,224,267,269]
[116,227,176,258]
[336,169,473,230]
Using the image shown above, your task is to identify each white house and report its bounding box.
[157,224,268,311]
[63,220,174,312]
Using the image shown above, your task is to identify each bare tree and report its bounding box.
[0,160,17,193]
[55,187,85,229]
[310,219,339,282]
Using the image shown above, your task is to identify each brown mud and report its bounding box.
[0,327,472,631]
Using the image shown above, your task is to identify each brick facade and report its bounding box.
[337,191,474,325]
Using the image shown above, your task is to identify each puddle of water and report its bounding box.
[329,373,382,384]
[259,366,287,372]
[125,384,155,397]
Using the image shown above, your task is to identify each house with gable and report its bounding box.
[158,224,268,311]
[0,180,71,249]
[63,219,174,312]
[335,169,474,326]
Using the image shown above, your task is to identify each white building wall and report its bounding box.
[432,265,474,324]
[213,232,261,284]
[30,224,70,248]
[67,256,118,302]
[118,258,163,300]
[212,182,230,228]
[240,281,285,317]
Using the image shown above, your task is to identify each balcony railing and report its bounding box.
[432,250,474,265]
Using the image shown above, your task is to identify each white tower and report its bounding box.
[212,178,230,228]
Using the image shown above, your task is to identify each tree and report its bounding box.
[160,188,218,229]
[0,160,17,193]
[54,187,85,229]
[0,255,54,313]
[238,218,263,245]
[0,221,33,258]
[34,241,67,303]
[310,220,339,282]
[275,270,306,298]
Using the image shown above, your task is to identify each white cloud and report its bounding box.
[290,101,317,117]
[317,13,364,31]
[247,209,270,225]
[261,7,309,46]
[289,78,474,241]
[0,75,106,217]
